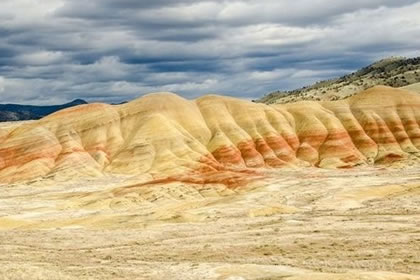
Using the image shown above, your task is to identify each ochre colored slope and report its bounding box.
[1,86,420,184]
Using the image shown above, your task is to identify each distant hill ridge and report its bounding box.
[258,56,420,104]
[0,99,88,122]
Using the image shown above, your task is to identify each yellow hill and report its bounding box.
[1,86,420,184]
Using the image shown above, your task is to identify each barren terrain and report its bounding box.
[1,166,419,279]
[1,86,420,279]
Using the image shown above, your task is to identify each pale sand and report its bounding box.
[0,166,419,279]
[403,82,420,93]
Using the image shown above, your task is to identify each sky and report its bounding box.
[0,0,420,104]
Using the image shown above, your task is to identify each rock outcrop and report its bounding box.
[1,86,420,184]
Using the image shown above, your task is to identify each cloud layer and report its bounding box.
[1,0,419,104]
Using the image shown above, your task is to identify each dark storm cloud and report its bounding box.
[55,0,420,27]
[0,0,419,104]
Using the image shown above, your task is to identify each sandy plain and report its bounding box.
[0,164,419,279]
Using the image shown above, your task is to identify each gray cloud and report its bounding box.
[0,0,419,104]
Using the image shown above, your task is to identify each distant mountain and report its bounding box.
[258,56,420,104]
[0,99,88,122]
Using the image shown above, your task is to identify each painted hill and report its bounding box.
[1,86,420,184]
[259,56,420,104]
[0,99,88,122]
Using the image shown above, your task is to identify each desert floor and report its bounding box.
[0,166,419,279]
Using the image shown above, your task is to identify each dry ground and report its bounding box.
[0,166,419,279]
